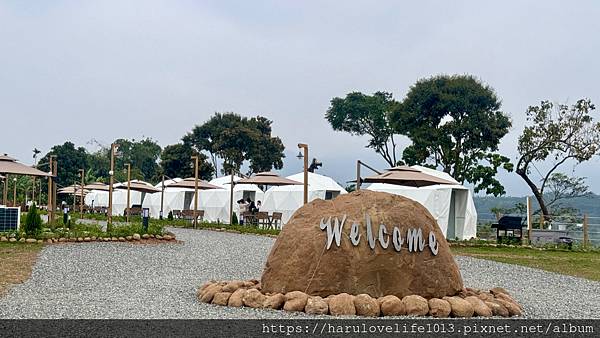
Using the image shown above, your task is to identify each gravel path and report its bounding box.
[0,228,598,319]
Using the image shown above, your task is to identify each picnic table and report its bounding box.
[242,211,282,229]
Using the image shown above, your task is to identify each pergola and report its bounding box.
[0,154,52,207]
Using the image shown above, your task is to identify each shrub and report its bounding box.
[167,211,173,220]
[231,212,238,225]
[24,203,43,236]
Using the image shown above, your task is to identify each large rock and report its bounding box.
[199,284,222,303]
[444,296,474,318]
[261,190,463,299]
[264,293,285,310]
[353,294,380,317]
[428,298,451,318]
[305,296,329,315]
[243,289,267,308]
[402,295,429,316]
[485,300,509,317]
[465,296,492,317]
[228,288,247,307]
[378,295,405,316]
[283,291,309,312]
[212,292,232,306]
[328,293,356,316]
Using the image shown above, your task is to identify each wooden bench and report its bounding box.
[270,212,282,229]
[181,209,204,221]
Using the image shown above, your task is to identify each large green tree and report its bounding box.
[183,113,285,175]
[38,142,89,193]
[112,138,162,182]
[160,143,214,180]
[325,91,400,166]
[391,74,513,196]
[516,99,600,216]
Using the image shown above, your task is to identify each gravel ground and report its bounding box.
[0,228,598,319]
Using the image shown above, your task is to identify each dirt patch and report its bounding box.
[0,243,42,297]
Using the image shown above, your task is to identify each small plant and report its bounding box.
[24,203,43,236]
[231,212,238,225]
[167,211,173,220]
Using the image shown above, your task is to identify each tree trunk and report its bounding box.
[516,168,549,216]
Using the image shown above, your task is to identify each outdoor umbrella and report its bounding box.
[84,182,110,191]
[168,178,223,190]
[362,166,455,188]
[115,181,161,194]
[0,154,52,177]
[57,185,90,195]
[235,172,302,186]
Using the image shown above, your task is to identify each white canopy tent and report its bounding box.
[141,175,264,222]
[366,165,477,240]
[261,172,347,225]
[83,180,154,216]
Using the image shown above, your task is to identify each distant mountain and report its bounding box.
[474,193,600,217]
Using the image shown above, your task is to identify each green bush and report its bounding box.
[167,211,173,220]
[231,212,238,225]
[24,203,43,236]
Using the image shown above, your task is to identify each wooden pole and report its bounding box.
[32,177,36,205]
[108,143,115,229]
[583,214,589,248]
[79,169,84,219]
[12,177,17,206]
[3,176,8,205]
[527,196,532,245]
[47,159,52,220]
[539,213,544,230]
[126,164,131,223]
[193,156,199,229]
[356,160,361,191]
[160,175,165,220]
[52,158,57,226]
[229,169,234,225]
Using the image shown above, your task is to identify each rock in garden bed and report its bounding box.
[197,279,523,318]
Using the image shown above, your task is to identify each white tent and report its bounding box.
[366,165,477,240]
[83,180,153,216]
[261,172,347,225]
[140,175,264,222]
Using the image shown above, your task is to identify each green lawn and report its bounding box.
[0,243,42,296]
[451,245,600,281]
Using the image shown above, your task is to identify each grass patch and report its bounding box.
[0,242,42,297]
[451,245,600,281]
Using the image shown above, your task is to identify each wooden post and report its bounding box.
[126,164,131,223]
[539,213,544,229]
[3,176,8,205]
[583,214,589,248]
[52,158,58,227]
[12,177,17,206]
[79,169,84,219]
[297,143,308,205]
[356,160,361,191]
[32,177,36,205]
[527,196,532,245]
[160,175,165,220]
[192,155,199,229]
[47,158,53,220]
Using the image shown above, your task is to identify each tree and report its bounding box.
[24,203,43,236]
[325,92,400,167]
[391,74,513,196]
[37,142,89,193]
[32,148,41,165]
[160,143,214,180]
[515,99,600,216]
[113,138,162,182]
[184,113,285,175]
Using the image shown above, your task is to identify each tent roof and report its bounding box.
[84,182,110,191]
[57,185,90,195]
[210,175,242,186]
[286,172,346,191]
[0,154,52,177]
[153,178,182,188]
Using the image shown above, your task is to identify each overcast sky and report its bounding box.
[1,0,599,196]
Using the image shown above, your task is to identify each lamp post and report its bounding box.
[32,177,35,205]
[108,143,117,230]
[229,168,234,225]
[297,143,309,205]
[125,163,131,223]
[78,169,85,219]
[49,155,57,223]
[192,155,199,229]
[12,177,17,206]
[160,174,165,220]
[2,175,7,205]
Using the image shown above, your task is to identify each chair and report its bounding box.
[255,212,270,228]
[182,209,204,222]
[270,212,282,229]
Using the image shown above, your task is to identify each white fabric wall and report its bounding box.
[261,172,347,225]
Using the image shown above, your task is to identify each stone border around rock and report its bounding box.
[0,233,177,245]
[197,280,523,318]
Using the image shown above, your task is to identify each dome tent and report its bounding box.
[366,165,477,240]
[84,180,153,216]
[261,172,347,225]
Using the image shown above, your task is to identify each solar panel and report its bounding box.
[0,207,20,232]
